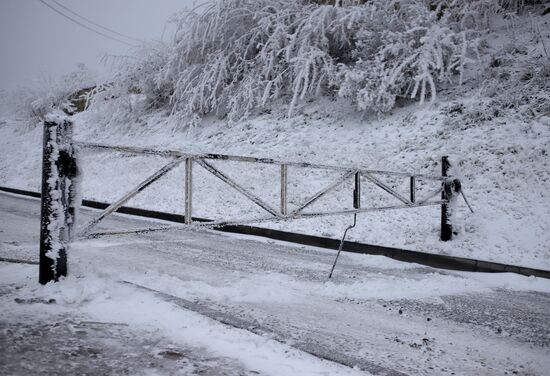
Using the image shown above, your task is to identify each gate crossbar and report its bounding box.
[75,141,444,181]
[83,199,445,239]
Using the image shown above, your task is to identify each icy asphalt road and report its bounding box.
[1,192,549,376]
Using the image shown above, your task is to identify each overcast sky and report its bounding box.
[0,0,196,90]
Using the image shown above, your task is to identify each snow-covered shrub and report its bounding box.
[337,1,483,113]
[95,0,527,125]
[84,42,175,130]
[164,0,352,120]
[104,42,173,112]
[442,23,550,130]
[2,64,96,129]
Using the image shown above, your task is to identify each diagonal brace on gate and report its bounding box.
[416,186,443,205]
[196,159,282,218]
[77,157,185,237]
[361,172,413,206]
[290,170,356,216]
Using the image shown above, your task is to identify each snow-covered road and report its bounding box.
[1,192,549,375]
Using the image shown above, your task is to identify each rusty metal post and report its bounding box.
[280,164,288,216]
[440,156,452,241]
[185,158,193,224]
[39,115,76,284]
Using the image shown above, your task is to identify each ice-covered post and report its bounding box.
[440,156,452,241]
[39,113,79,284]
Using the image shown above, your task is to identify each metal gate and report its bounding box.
[38,116,470,283]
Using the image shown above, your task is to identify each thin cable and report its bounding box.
[38,0,135,47]
[49,0,143,43]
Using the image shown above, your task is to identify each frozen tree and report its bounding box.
[92,0,524,125]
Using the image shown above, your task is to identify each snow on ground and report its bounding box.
[2,89,549,269]
[1,193,550,375]
[0,264,367,376]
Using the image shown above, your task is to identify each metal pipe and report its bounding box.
[84,199,446,239]
[75,141,444,181]
[280,164,288,216]
[329,213,357,279]
[297,200,445,218]
[185,158,193,224]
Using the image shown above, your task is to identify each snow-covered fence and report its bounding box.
[39,113,79,284]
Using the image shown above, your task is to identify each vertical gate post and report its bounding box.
[39,114,77,284]
[184,158,193,224]
[440,156,452,241]
[353,172,361,209]
[410,176,416,204]
[280,164,288,216]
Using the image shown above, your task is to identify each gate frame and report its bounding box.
[72,141,454,240]
[40,118,466,283]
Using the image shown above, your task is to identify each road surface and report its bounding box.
[1,192,549,375]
